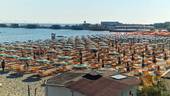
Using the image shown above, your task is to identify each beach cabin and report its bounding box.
[44,72,141,96]
[44,72,85,96]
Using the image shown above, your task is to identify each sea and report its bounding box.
[0,28,111,43]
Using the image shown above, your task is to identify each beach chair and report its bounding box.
[38,68,57,77]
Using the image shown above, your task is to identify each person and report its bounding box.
[118,56,121,65]
[164,52,167,60]
[102,60,104,68]
[26,62,29,68]
[157,65,160,71]
[126,62,130,72]
[24,62,29,71]
[131,53,134,61]
[33,53,36,59]
[1,60,5,72]
[47,55,50,60]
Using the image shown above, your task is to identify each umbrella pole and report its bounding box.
[34,88,37,96]
[27,85,31,96]
[79,50,83,64]
[98,51,100,63]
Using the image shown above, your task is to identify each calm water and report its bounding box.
[0,28,110,43]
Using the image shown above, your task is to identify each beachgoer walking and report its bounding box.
[1,60,5,72]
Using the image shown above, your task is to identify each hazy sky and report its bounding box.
[0,0,170,24]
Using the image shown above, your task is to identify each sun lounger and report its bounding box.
[38,68,57,77]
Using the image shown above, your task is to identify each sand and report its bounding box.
[0,71,51,96]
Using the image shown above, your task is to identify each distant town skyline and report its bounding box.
[0,0,170,24]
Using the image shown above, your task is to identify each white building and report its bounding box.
[101,21,154,32]
[44,72,141,96]
[45,73,85,96]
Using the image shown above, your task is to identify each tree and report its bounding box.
[50,25,61,29]
[70,25,83,30]
[137,80,170,96]
[167,26,170,32]
[24,24,39,29]
[10,24,19,28]
[154,22,170,31]
[0,24,7,27]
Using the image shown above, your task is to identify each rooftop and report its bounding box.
[45,72,85,86]
[45,71,141,96]
[66,76,140,96]
[45,70,141,96]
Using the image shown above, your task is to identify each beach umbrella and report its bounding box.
[73,64,88,69]
[15,47,24,50]
[25,48,33,50]
[100,45,109,49]
[0,48,6,51]
[62,48,72,51]
[0,54,8,57]
[89,47,98,53]
[65,44,73,47]
[6,55,19,58]
[58,56,72,60]
[36,59,50,63]
[60,61,70,65]
[47,50,56,54]
[76,46,84,50]
[18,57,32,61]
[55,61,70,66]
[76,45,85,49]
[109,51,119,56]
[5,50,16,52]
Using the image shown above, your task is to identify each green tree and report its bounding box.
[154,22,170,31]
[137,80,170,96]
[167,26,170,32]
[50,25,61,29]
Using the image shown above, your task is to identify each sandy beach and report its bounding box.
[0,31,170,96]
[0,71,51,96]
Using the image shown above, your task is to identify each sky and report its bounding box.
[0,0,170,24]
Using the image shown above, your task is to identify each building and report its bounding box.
[45,72,85,96]
[101,21,154,32]
[101,21,122,31]
[44,72,141,96]
[113,24,154,32]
